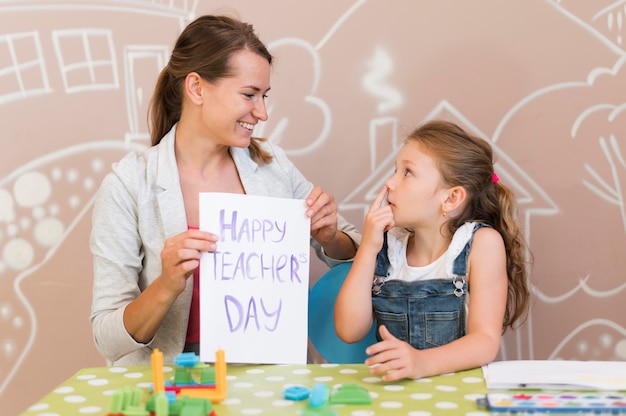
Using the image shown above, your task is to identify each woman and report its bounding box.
[90,15,360,365]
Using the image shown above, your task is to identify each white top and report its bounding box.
[385,222,477,283]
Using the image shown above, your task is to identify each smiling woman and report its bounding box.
[184,49,272,151]
[89,14,361,366]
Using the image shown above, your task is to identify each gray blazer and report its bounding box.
[89,125,360,365]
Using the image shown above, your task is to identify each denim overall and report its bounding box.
[371,223,490,350]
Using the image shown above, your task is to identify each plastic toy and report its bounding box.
[329,383,372,405]
[107,348,226,415]
[301,383,337,416]
[157,349,227,404]
[283,381,371,414]
[172,352,201,367]
[108,386,146,415]
[308,383,330,408]
[283,385,310,401]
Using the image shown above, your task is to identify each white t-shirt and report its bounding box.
[385,222,477,283]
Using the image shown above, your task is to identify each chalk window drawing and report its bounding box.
[0,31,50,105]
[52,28,118,93]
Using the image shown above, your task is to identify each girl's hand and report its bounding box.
[365,325,420,382]
[159,229,218,295]
[361,186,394,252]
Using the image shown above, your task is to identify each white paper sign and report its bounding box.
[198,193,311,364]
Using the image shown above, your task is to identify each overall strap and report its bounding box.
[372,232,390,295]
[448,222,491,297]
[374,231,390,277]
[451,222,492,277]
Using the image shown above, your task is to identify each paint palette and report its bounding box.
[479,392,626,413]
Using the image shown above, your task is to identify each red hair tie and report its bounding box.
[492,173,499,183]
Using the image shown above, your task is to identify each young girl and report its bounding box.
[334,119,530,381]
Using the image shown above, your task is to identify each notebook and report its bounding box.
[482,360,626,391]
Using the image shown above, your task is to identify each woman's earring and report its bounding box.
[442,211,447,218]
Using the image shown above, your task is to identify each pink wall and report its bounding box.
[2,1,625,414]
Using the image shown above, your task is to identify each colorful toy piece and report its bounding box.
[283,382,371,414]
[167,349,227,404]
[329,383,372,405]
[146,394,211,416]
[107,348,226,415]
[301,383,337,416]
[173,352,200,367]
[151,349,165,394]
[283,385,310,401]
[108,386,145,415]
[308,383,330,408]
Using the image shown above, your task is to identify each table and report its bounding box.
[21,364,489,415]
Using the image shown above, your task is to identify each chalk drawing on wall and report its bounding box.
[0,31,51,105]
[553,0,626,49]
[124,45,169,142]
[488,0,626,355]
[0,142,146,395]
[2,1,626,413]
[258,37,332,156]
[573,56,626,232]
[256,0,370,156]
[362,47,404,114]
[0,1,197,399]
[52,28,119,93]
[548,318,626,360]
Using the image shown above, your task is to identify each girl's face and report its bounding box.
[198,49,271,147]
[385,140,449,229]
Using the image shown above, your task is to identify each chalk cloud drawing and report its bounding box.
[258,37,331,156]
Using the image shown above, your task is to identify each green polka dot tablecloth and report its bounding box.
[21,363,489,416]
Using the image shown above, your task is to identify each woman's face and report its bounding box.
[198,49,271,147]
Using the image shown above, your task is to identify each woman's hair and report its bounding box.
[149,14,273,164]
[407,119,531,332]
